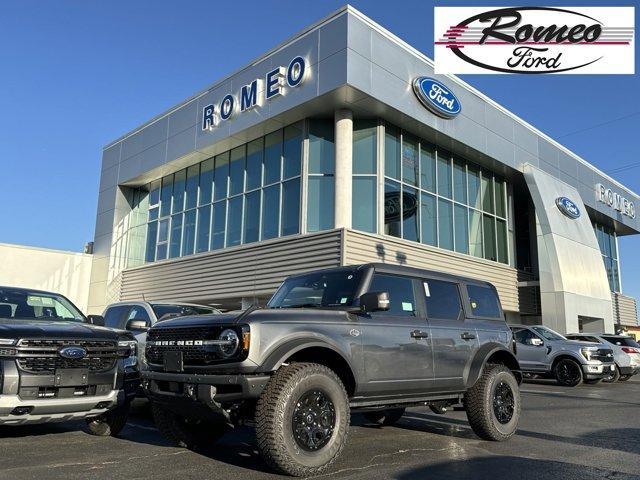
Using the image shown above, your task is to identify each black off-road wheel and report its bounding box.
[363,408,405,426]
[85,401,130,437]
[151,404,226,449]
[255,363,350,477]
[464,364,520,441]
[603,366,621,383]
[554,358,583,387]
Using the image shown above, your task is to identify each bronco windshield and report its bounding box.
[0,289,84,322]
[268,269,364,309]
[531,326,566,341]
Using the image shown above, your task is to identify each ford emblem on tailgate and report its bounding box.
[59,346,87,359]
[412,77,461,119]
[556,197,581,219]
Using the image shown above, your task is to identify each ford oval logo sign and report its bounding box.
[556,197,581,219]
[412,77,461,119]
[59,346,87,359]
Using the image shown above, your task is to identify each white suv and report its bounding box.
[566,333,640,382]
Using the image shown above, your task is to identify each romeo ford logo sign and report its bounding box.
[556,197,581,219]
[412,77,461,118]
[59,346,87,359]
[434,7,634,74]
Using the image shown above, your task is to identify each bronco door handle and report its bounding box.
[410,330,429,339]
[460,332,476,340]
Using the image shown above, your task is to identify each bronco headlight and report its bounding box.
[118,340,138,367]
[581,346,598,361]
[218,329,239,359]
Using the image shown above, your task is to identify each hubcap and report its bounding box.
[492,381,515,424]
[292,390,336,451]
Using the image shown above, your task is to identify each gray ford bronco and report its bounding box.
[142,263,522,476]
[0,286,139,435]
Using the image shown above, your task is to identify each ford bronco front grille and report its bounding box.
[146,326,227,366]
[15,339,119,375]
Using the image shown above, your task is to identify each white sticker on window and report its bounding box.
[402,302,414,312]
[471,301,478,309]
[340,297,348,304]
[423,282,431,297]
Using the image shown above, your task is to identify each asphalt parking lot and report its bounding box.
[0,378,638,480]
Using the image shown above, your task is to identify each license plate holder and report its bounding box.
[55,368,89,387]
[163,351,184,372]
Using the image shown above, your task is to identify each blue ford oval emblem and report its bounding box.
[59,346,87,359]
[556,197,581,219]
[412,77,461,119]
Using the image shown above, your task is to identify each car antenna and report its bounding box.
[142,292,146,302]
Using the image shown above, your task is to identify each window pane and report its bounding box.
[453,159,467,204]
[229,145,245,196]
[384,125,400,179]
[384,180,401,238]
[369,274,416,315]
[172,169,186,214]
[149,180,161,206]
[308,176,334,232]
[402,134,418,186]
[211,201,226,250]
[160,175,173,217]
[308,119,335,175]
[495,178,506,218]
[612,259,620,292]
[420,144,436,193]
[281,177,301,236]
[454,204,469,254]
[244,190,260,244]
[424,279,461,320]
[438,199,454,250]
[353,119,377,174]
[437,152,452,199]
[145,221,157,262]
[149,206,159,221]
[352,176,376,233]
[214,152,229,201]
[283,124,302,179]
[196,205,211,253]
[262,184,280,240]
[155,243,167,261]
[610,230,618,259]
[496,218,508,264]
[420,192,437,246]
[226,196,243,247]
[185,165,199,210]
[264,130,282,185]
[469,209,483,258]
[467,284,501,318]
[246,138,263,191]
[158,218,169,243]
[482,174,495,214]
[403,186,419,242]
[483,214,497,261]
[169,214,182,258]
[199,159,213,206]
[182,209,196,256]
[468,165,481,209]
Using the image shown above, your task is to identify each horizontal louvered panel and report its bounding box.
[612,292,638,327]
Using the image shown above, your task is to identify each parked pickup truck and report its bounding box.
[0,286,139,435]
[142,263,521,476]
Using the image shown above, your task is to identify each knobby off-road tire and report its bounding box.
[151,404,226,449]
[363,408,405,426]
[255,363,350,477]
[464,364,520,441]
[554,358,584,387]
[603,366,621,383]
[85,401,130,437]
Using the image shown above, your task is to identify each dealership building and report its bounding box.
[88,6,639,334]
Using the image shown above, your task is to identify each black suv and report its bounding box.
[0,286,139,435]
[143,264,521,476]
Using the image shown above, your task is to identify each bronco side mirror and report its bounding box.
[86,315,105,326]
[359,292,390,313]
[126,319,149,332]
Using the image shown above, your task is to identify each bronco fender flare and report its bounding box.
[465,343,522,387]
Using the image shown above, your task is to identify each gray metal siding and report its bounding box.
[119,230,343,303]
[343,229,520,312]
[612,292,638,327]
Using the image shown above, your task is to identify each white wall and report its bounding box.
[0,243,93,313]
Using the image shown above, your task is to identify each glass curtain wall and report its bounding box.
[593,223,621,292]
[380,123,510,265]
[307,119,335,232]
[142,122,303,263]
[352,120,378,233]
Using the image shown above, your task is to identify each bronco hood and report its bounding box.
[0,318,122,341]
